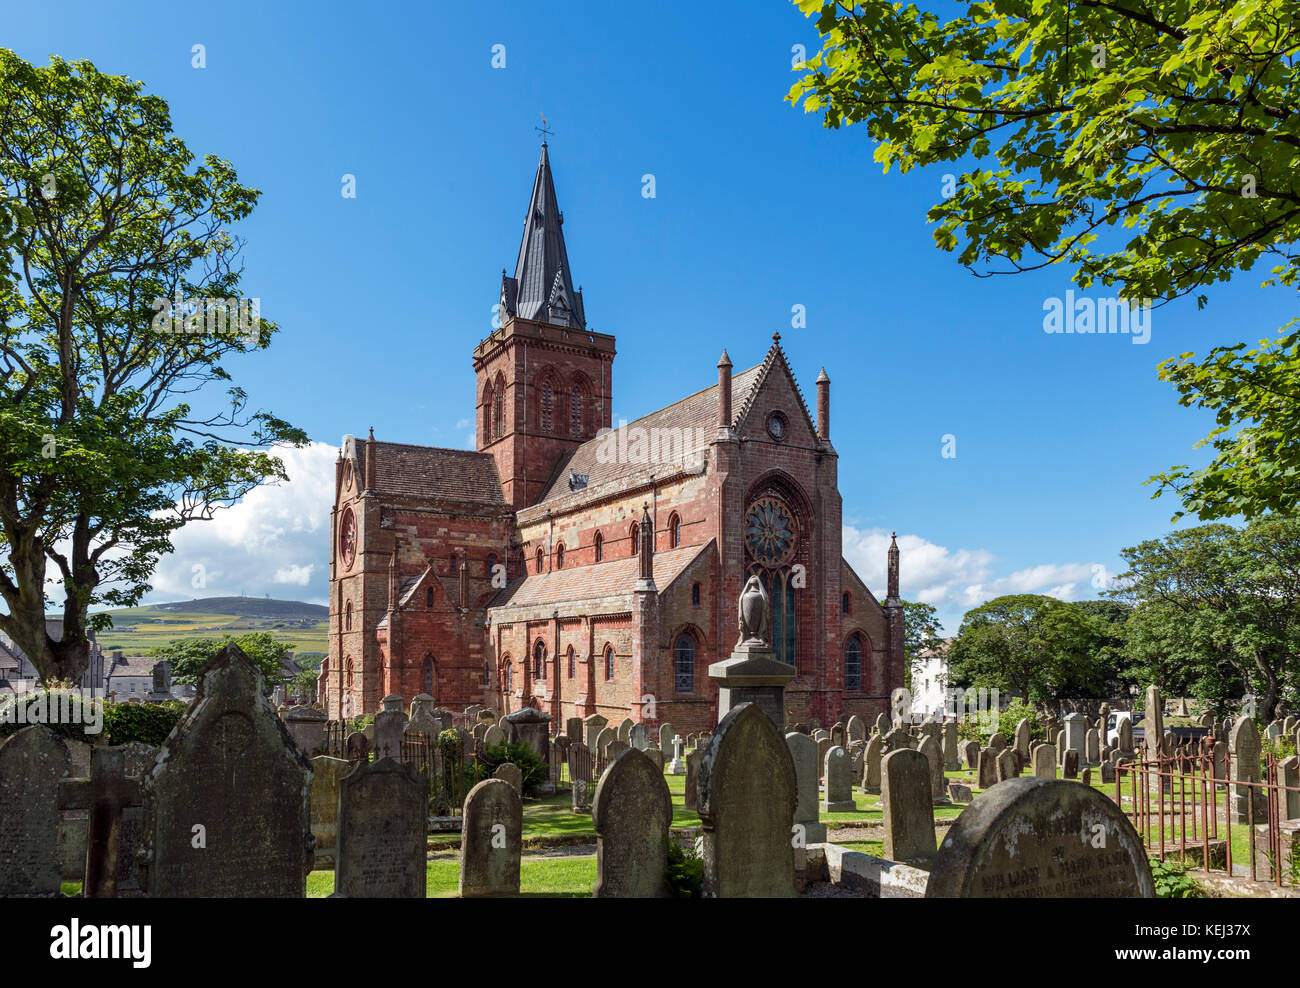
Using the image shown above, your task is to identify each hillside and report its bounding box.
[91,596,329,654]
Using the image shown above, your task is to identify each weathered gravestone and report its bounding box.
[918,734,946,801]
[977,747,999,789]
[995,748,1018,783]
[830,723,846,751]
[494,761,522,794]
[504,706,552,763]
[1144,686,1164,763]
[628,722,650,751]
[684,747,704,812]
[373,695,408,760]
[875,713,890,737]
[847,714,866,744]
[483,724,506,749]
[1229,716,1265,823]
[309,756,351,870]
[1032,744,1056,779]
[1014,719,1032,760]
[822,745,855,813]
[698,703,797,897]
[603,739,629,771]
[881,748,936,864]
[786,731,827,842]
[572,778,590,813]
[594,727,615,767]
[861,734,883,793]
[0,726,71,896]
[942,721,960,771]
[592,747,672,897]
[345,731,369,761]
[659,723,675,755]
[1085,728,1100,765]
[567,717,584,745]
[961,740,980,770]
[284,705,329,756]
[926,778,1155,898]
[583,713,608,750]
[335,758,426,897]
[1062,749,1080,779]
[989,733,1007,752]
[642,746,664,774]
[568,742,594,785]
[1063,713,1088,762]
[948,782,973,803]
[617,717,634,743]
[460,778,522,898]
[138,644,314,897]
[1279,756,1299,821]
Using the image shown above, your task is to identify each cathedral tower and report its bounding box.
[473,144,614,509]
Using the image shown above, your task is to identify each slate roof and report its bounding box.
[488,542,710,611]
[500,143,585,329]
[360,440,505,506]
[106,654,157,678]
[534,363,763,507]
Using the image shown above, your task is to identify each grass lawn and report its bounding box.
[308,855,596,898]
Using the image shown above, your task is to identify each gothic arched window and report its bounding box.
[426,587,434,609]
[540,380,554,433]
[629,522,639,556]
[570,386,583,436]
[604,644,615,681]
[668,512,681,548]
[674,634,695,693]
[534,640,547,681]
[493,373,506,437]
[845,635,862,692]
[567,646,575,679]
[594,531,603,562]
[536,547,545,574]
[842,592,851,615]
[691,582,701,606]
[503,659,513,693]
[344,600,353,631]
[555,542,565,569]
[482,382,494,441]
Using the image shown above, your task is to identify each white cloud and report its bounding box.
[842,525,1109,633]
[455,418,470,430]
[140,441,336,605]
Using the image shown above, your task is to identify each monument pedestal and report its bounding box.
[709,643,796,729]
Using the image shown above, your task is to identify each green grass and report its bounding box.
[308,854,597,897]
[92,604,328,653]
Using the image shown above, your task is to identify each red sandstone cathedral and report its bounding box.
[320,145,904,733]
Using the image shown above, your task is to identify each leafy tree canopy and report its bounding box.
[153,631,295,689]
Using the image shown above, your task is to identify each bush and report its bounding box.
[0,688,102,742]
[1150,857,1205,898]
[102,701,188,746]
[665,838,702,898]
[990,698,1041,744]
[480,741,547,797]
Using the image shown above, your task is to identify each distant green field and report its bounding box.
[92,602,328,655]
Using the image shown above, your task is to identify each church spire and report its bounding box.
[501,143,585,329]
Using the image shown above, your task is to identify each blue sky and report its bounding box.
[9,1,1287,634]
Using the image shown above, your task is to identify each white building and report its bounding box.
[910,636,953,720]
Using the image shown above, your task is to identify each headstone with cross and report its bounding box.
[58,746,147,897]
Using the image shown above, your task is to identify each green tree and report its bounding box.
[788,2,1300,521]
[901,599,943,693]
[0,52,305,683]
[1110,517,1300,719]
[154,632,295,689]
[947,595,1107,704]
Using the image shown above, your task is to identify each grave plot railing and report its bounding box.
[429,738,480,819]
[1117,746,1300,888]
[321,721,349,758]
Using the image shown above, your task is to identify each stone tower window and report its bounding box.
[674,634,695,693]
[540,380,553,433]
[594,531,603,562]
[845,635,862,692]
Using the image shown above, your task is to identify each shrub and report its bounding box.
[1150,857,1205,898]
[665,838,703,898]
[480,741,547,796]
[102,700,188,746]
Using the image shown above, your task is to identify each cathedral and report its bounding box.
[320,144,904,734]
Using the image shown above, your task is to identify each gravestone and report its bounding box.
[594,727,615,764]
[138,644,313,897]
[926,778,1155,898]
[830,723,846,751]
[948,782,973,802]
[59,743,149,898]
[709,577,796,727]
[698,703,797,897]
[548,745,564,791]
[483,724,506,748]
[0,726,71,896]
[567,717,584,745]
[875,713,890,737]
[1062,749,1080,779]
[628,723,650,751]
[659,723,675,755]
[408,695,440,740]
[684,747,704,812]
[847,715,866,744]
[995,748,1018,783]
[583,713,608,749]
[1144,686,1164,762]
[504,706,552,762]
[1229,716,1265,823]
[373,694,408,760]
[1278,756,1299,821]
[571,778,590,813]
[309,756,351,870]
[816,736,830,768]
[494,762,522,794]
[1054,730,1066,763]
[1080,766,1092,787]
[56,737,93,883]
[786,731,827,843]
[592,747,672,897]
[1101,761,1115,784]
[284,706,329,756]
[918,734,945,800]
[821,746,855,813]
[942,721,960,771]
[336,758,426,898]
[667,736,686,775]
[616,717,634,742]
[459,779,522,898]
[881,749,936,864]
[345,732,369,761]
[977,747,999,789]
[962,740,980,770]
[988,733,1007,753]
[1085,728,1100,765]
[1014,719,1032,760]
[568,742,594,785]
[1116,717,1133,755]
[861,735,883,793]
[1032,744,1056,778]
[642,746,664,773]
[1063,713,1088,762]
[883,727,910,752]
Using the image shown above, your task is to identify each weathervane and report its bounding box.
[536,113,554,143]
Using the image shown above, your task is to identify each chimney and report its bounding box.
[364,427,377,492]
[717,350,732,427]
[816,367,830,440]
